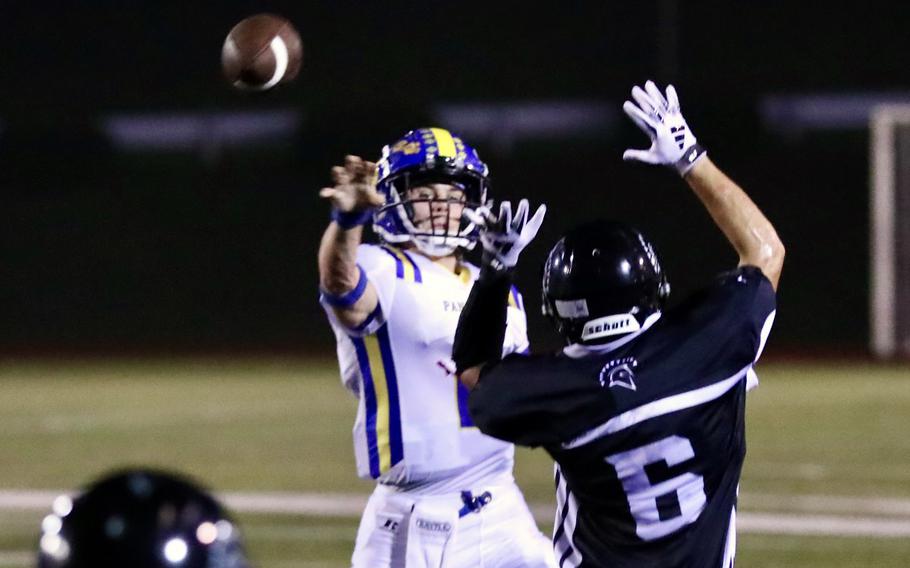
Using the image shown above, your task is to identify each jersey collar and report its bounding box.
[562,311,662,359]
[408,247,473,283]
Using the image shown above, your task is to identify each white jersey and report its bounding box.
[322,243,529,492]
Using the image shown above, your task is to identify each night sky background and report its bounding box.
[3,1,908,355]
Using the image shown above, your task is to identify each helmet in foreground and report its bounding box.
[542,220,670,345]
[37,469,248,568]
[374,127,489,256]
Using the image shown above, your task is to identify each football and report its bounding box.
[221,13,303,91]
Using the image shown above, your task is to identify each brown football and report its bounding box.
[221,14,303,91]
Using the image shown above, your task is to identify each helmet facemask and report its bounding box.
[377,170,488,257]
[374,128,492,256]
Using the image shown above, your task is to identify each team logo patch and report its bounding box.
[598,357,638,391]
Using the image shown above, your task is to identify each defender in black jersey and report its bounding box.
[453,81,785,568]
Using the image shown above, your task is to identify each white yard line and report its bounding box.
[0,490,68,510]
[225,492,368,516]
[245,525,358,541]
[5,489,910,539]
[747,462,910,482]
[739,512,910,538]
[743,492,910,516]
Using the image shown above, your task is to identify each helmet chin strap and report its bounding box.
[399,204,478,257]
[411,234,463,257]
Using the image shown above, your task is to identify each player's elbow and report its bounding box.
[320,271,359,296]
[456,366,483,391]
[752,235,785,290]
[771,238,786,270]
[318,257,362,296]
[765,232,785,274]
[739,230,785,287]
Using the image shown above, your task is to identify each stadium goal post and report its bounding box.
[870,104,910,359]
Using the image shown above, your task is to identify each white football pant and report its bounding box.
[351,481,557,568]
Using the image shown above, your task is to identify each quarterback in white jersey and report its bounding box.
[318,128,555,568]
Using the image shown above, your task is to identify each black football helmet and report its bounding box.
[542,220,670,345]
[37,469,249,568]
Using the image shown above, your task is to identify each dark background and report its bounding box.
[2,1,907,355]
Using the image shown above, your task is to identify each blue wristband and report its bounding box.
[332,208,373,230]
[321,265,368,308]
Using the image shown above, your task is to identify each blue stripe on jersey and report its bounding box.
[379,246,406,279]
[456,381,474,427]
[351,336,381,478]
[376,325,404,465]
[401,250,423,283]
[379,245,422,283]
[510,285,523,311]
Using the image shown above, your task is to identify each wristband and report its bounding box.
[331,208,373,230]
[320,265,368,307]
[675,143,708,176]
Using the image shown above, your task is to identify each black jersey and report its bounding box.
[469,266,777,568]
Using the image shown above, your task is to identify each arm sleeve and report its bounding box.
[319,244,398,336]
[452,268,513,373]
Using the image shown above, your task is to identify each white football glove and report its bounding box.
[464,199,547,272]
[622,80,707,176]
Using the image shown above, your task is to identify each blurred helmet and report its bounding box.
[37,469,248,568]
[374,127,490,256]
[542,220,670,345]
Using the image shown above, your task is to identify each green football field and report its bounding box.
[2,358,910,567]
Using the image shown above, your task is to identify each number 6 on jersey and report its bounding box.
[605,435,707,541]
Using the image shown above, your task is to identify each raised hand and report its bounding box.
[319,155,385,213]
[465,199,547,272]
[622,80,706,175]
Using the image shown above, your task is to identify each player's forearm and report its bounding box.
[318,223,363,294]
[685,158,785,289]
[318,223,378,326]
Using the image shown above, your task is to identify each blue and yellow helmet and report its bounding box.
[374,127,490,256]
